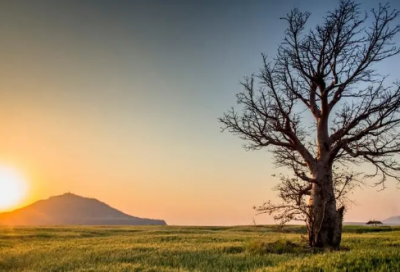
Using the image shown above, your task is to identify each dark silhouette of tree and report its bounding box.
[366,220,383,226]
[220,0,400,249]
[254,168,361,242]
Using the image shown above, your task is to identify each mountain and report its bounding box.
[383,216,400,224]
[0,193,166,226]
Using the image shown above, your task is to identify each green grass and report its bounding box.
[0,225,399,272]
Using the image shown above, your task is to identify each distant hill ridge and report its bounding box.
[344,216,400,226]
[0,193,166,226]
[383,216,400,223]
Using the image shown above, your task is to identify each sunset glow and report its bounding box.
[0,0,399,225]
[0,166,28,211]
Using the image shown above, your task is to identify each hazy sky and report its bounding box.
[0,0,399,225]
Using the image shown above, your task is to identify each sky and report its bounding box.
[0,0,399,225]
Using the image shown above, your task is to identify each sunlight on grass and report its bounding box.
[0,225,399,272]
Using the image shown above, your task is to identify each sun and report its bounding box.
[0,165,28,211]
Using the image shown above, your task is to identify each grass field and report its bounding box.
[0,225,399,272]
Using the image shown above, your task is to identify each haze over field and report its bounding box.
[0,0,400,225]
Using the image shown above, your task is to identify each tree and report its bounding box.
[254,167,361,247]
[219,0,400,249]
[366,220,383,226]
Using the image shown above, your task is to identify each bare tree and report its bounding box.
[219,0,400,249]
[254,167,361,247]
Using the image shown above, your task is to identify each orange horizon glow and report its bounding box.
[0,164,30,212]
[0,160,398,225]
[0,1,399,225]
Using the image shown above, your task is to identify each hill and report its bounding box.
[0,193,166,226]
[383,216,400,224]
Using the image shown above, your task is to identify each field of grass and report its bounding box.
[0,225,399,272]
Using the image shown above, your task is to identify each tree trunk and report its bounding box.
[306,108,344,249]
[308,164,343,249]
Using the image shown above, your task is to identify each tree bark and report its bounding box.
[308,164,343,249]
[332,206,344,248]
[305,100,344,249]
